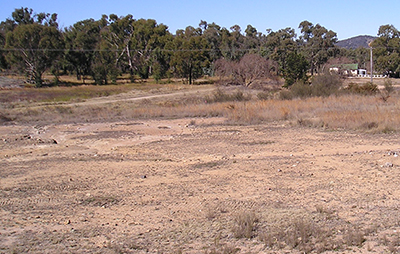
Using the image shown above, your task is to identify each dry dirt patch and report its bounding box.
[1,117,400,253]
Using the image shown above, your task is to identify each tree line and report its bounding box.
[0,7,399,87]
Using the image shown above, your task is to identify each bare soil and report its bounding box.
[1,90,400,253]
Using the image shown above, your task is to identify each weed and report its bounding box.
[342,225,366,247]
[257,91,272,100]
[232,210,258,239]
[80,196,119,208]
[193,161,223,170]
[240,140,275,146]
[205,245,240,254]
[381,79,395,102]
[207,88,251,103]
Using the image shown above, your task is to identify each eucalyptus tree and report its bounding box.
[199,21,223,68]
[64,18,102,82]
[130,19,172,79]
[219,25,246,61]
[264,27,297,75]
[371,24,400,77]
[244,24,263,52]
[4,8,63,87]
[100,14,135,79]
[298,21,338,75]
[168,26,210,84]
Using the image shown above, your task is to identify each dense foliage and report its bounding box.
[0,7,398,87]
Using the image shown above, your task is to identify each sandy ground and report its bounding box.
[1,115,400,253]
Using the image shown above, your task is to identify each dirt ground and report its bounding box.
[2,108,400,252]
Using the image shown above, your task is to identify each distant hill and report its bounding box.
[336,35,377,49]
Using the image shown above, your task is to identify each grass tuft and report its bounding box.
[232,210,258,239]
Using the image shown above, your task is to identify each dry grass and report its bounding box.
[1,79,400,133]
[232,210,259,239]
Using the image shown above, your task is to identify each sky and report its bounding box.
[0,0,399,40]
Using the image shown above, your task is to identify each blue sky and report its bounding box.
[0,0,398,40]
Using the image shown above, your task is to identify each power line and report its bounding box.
[0,46,397,53]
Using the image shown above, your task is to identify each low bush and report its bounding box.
[232,211,258,239]
[311,72,342,97]
[280,72,342,99]
[206,88,251,103]
[344,82,378,95]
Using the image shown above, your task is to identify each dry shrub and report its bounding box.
[5,85,400,133]
[205,245,240,254]
[382,234,400,253]
[380,79,395,102]
[232,210,258,239]
[215,54,278,87]
[342,225,366,247]
[344,82,378,95]
[257,208,373,253]
[310,72,342,97]
[281,72,342,99]
[259,216,334,253]
[206,88,251,103]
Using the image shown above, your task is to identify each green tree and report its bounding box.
[1,7,60,74]
[92,39,120,85]
[283,52,309,87]
[371,24,400,77]
[169,26,209,84]
[100,16,172,81]
[100,14,135,79]
[64,18,102,82]
[5,23,64,87]
[219,25,246,61]
[244,24,262,51]
[298,21,338,75]
[264,27,297,75]
[199,21,224,71]
[130,19,172,79]
[0,27,7,69]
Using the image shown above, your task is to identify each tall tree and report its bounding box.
[371,24,400,77]
[64,18,102,82]
[219,25,245,61]
[264,27,297,75]
[283,52,309,87]
[298,21,338,75]
[130,19,172,79]
[169,26,209,84]
[200,21,223,68]
[101,14,135,79]
[5,8,63,87]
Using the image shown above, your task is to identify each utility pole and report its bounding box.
[369,43,373,83]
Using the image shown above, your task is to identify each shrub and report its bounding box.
[206,89,251,103]
[345,82,378,95]
[232,211,258,239]
[257,91,273,100]
[291,81,313,98]
[310,72,342,97]
[380,79,394,101]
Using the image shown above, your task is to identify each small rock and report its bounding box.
[141,175,147,179]
[385,162,394,168]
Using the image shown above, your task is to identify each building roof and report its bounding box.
[330,64,359,70]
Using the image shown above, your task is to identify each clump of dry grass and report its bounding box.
[232,210,259,239]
